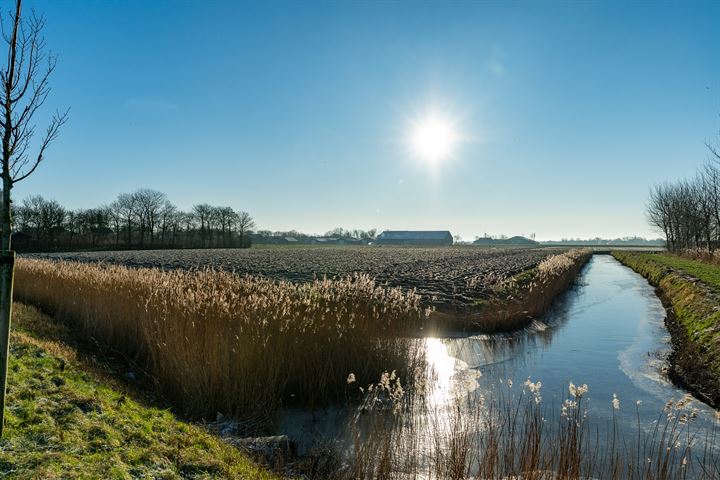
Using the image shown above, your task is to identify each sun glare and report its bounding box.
[409,114,459,165]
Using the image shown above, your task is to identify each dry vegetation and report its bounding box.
[13,258,426,421]
[9,248,602,478]
[29,246,562,312]
[11,248,591,424]
[429,248,592,332]
[331,378,720,480]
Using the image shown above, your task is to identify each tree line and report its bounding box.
[11,188,255,251]
[647,141,720,252]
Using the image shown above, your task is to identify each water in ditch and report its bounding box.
[279,254,719,471]
[425,254,717,433]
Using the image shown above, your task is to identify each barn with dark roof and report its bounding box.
[375,230,453,246]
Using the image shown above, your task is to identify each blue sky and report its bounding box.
[15,0,720,240]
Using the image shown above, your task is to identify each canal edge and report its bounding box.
[612,251,720,409]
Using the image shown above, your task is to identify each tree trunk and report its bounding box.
[125,217,132,246]
[0,177,14,437]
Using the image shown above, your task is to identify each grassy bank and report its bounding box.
[612,251,720,407]
[1,303,274,479]
[13,258,426,421]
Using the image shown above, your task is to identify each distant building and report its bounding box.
[472,236,495,246]
[311,236,340,245]
[505,235,538,246]
[311,236,368,246]
[472,235,538,246]
[251,234,304,245]
[375,230,453,246]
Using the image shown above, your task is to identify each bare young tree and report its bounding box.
[37,196,65,246]
[647,183,674,250]
[116,192,136,246]
[0,0,67,436]
[215,206,235,247]
[79,207,110,248]
[158,200,177,245]
[235,210,255,248]
[167,206,183,246]
[207,206,220,247]
[179,210,195,245]
[63,208,80,248]
[192,204,213,248]
[133,188,166,246]
[108,200,124,247]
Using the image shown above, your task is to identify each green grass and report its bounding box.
[512,267,537,286]
[0,304,275,479]
[613,251,720,405]
[630,253,720,289]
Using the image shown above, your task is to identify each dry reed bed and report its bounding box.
[12,249,588,423]
[13,258,426,420]
[30,247,560,312]
[430,249,592,332]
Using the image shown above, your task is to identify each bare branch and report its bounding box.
[0,1,66,189]
[707,141,720,162]
[12,108,67,184]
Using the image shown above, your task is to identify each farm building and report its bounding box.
[312,236,368,246]
[472,236,496,246]
[506,235,538,246]
[375,230,453,246]
[473,235,538,246]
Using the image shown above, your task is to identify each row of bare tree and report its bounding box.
[647,143,720,252]
[12,188,255,251]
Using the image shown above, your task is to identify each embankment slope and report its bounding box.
[0,304,275,479]
[613,251,720,407]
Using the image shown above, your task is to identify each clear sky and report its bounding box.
[15,0,720,240]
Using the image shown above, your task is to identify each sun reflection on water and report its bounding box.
[424,337,479,407]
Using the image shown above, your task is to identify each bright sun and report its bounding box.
[409,114,458,165]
